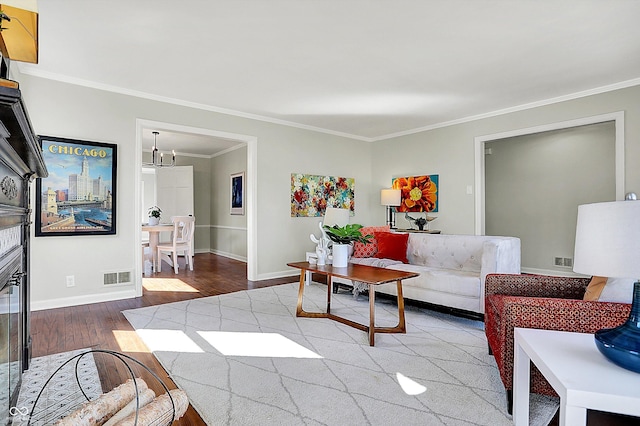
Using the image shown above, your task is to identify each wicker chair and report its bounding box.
[484,273,631,414]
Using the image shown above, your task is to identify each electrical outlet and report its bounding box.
[66,275,75,287]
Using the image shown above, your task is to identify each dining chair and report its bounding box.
[156,215,195,273]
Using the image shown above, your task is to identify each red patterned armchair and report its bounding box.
[484,273,631,413]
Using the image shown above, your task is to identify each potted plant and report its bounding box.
[323,224,372,267]
[148,206,162,225]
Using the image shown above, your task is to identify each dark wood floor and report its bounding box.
[30,253,293,425]
[30,253,635,425]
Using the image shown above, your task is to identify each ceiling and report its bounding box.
[16,1,640,154]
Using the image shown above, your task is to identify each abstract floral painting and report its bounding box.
[392,174,439,212]
[291,173,355,217]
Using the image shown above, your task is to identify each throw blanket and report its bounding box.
[348,257,403,296]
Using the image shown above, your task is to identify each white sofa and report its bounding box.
[333,233,521,315]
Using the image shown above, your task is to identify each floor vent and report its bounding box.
[104,270,133,286]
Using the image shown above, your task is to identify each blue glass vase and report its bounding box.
[594,280,640,373]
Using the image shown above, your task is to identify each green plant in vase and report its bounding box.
[323,224,372,267]
[148,206,162,225]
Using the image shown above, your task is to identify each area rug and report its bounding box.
[123,282,559,426]
[13,348,102,425]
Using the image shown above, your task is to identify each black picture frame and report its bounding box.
[230,172,244,215]
[35,136,117,237]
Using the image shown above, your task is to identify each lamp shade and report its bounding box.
[0,1,38,63]
[380,188,401,206]
[573,200,640,278]
[323,207,350,228]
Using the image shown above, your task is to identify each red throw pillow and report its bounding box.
[352,225,390,258]
[374,232,409,263]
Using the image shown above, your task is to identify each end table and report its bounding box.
[513,328,640,426]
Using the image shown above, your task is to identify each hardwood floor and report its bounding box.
[30,253,294,425]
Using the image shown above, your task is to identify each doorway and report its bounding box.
[474,112,625,275]
[143,165,195,252]
[134,119,258,297]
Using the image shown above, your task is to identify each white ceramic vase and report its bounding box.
[332,243,350,268]
[148,216,160,225]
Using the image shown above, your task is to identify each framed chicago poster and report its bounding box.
[35,136,117,236]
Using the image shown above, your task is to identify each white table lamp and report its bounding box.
[380,188,401,228]
[573,199,640,373]
[323,207,350,228]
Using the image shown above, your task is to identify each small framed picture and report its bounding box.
[230,172,245,215]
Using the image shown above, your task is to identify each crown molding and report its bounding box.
[18,67,373,142]
[19,66,640,143]
[372,77,640,141]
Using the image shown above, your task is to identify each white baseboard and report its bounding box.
[207,250,299,281]
[209,249,247,263]
[31,288,138,311]
[255,270,300,281]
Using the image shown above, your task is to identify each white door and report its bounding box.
[156,166,195,253]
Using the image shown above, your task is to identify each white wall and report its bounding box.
[210,146,248,260]
[371,124,478,234]
[254,127,373,279]
[19,73,373,309]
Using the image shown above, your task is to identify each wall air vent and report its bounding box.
[554,257,573,268]
[118,271,131,284]
[104,272,118,285]
[103,270,133,286]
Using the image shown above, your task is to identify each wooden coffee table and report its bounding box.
[287,261,419,346]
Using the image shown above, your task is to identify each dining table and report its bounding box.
[142,223,174,271]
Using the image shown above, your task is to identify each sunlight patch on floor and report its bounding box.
[136,329,204,353]
[113,330,152,353]
[199,331,323,358]
[142,278,199,292]
[396,372,427,395]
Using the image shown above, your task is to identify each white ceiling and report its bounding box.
[17,0,640,154]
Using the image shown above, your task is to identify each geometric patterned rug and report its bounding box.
[124,282,559,426]
[12,348,101,425]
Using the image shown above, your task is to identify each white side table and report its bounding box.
[513,328,640,426]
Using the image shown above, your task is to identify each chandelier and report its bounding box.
[143,131,175,167]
